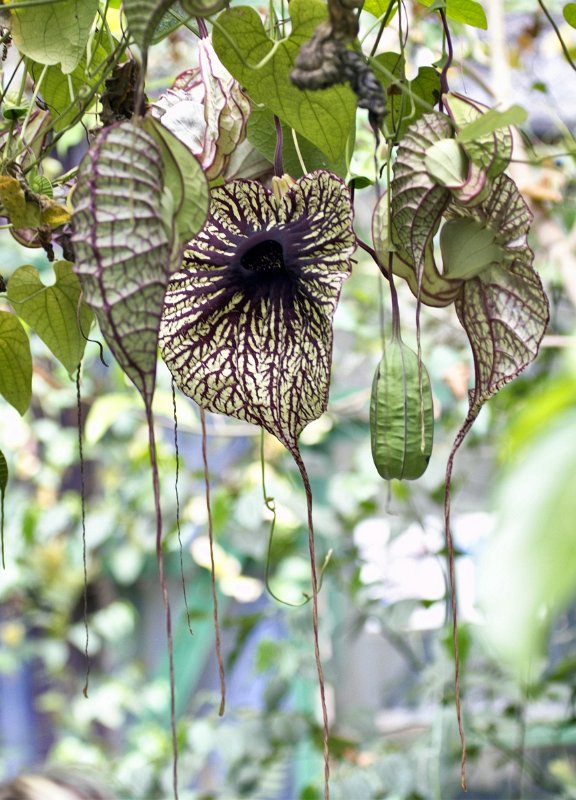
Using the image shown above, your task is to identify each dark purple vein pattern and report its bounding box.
[160,170,356,449]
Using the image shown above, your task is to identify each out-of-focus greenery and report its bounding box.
[2,6,576,800]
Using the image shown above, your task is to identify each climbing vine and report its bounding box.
[0,0,568,797]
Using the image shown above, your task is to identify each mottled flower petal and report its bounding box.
[160,170,356,448]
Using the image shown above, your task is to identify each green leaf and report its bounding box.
[122,0,177,52]
[72,121,175,407]
[0,448,6,568]
[6,261,93,374]
[455,104,527,144]
[425,139,468,187]
[362,0,396,18]
[417,0,487,29]
[144,117,209,243]
[564,2,576,27]
[151,1,193,43]
[212,1,356,163]
[10,0,100,74]
[440,218,504,279]
[29,40,114,132]
[246,106,347,179]
[0,311,32,415]
[372,53,441,143]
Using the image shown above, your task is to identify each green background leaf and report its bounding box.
[122,0,177,52]
[563,2,576,27]
[0,311,32,415]
[29,40,114,132]
[10,0,100,74]
[212,0,356,163]
[417,0,487,29]
[247,106,347,179]
[455,104,527,144]
[363,0,396,18]
[7,261,94,375]
[372,53,441,143]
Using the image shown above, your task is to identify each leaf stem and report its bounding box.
[289,444,330,800]
[357,237,389,281]
[146,402,179,800]
[200,409,226,716]
[537,0,576,73]
[438,9,453,107]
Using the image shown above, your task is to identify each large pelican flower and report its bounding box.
[159,170,356,450]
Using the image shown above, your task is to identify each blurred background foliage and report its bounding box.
[2,1,576,799]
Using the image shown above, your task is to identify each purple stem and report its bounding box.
[273,115,284,177]
[438,10,453,110]
[146,402,179,800]
[357,237,390,281]
[197,17,209,38]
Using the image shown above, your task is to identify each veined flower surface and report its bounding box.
[160,170,356,449]
[151,39,251,180]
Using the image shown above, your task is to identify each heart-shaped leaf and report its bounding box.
[7,261,93,375]
[72,121,175,407]
[212,0,356,163]
[247,106,348,179]
[0,311,32,415]
[372,53,441,143]
[29,39,114,132]
[417,0,487,29]
[10,0,99,74]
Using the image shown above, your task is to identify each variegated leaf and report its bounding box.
[72,122,173,407]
